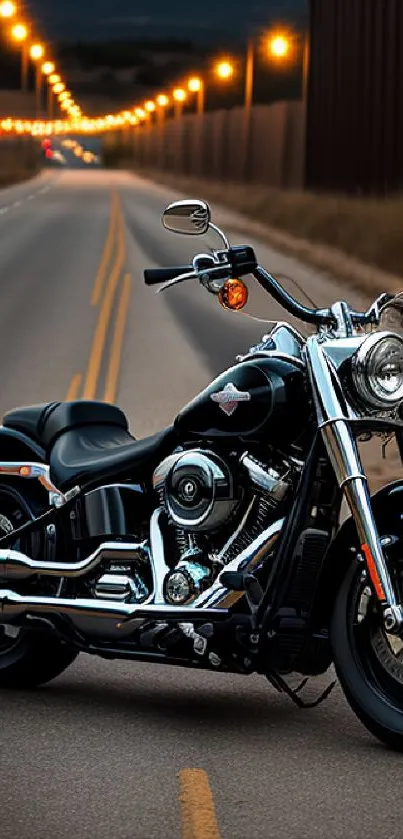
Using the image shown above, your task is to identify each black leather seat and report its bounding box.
[4,400,177,492]
[4,402,60,447]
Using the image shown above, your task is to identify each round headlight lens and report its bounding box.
[352,331,403,410]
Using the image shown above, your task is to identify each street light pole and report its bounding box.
[47,85,53,119]
[242,38,255,182]
[197,82,205,115]
[21,41,28,92]
[29,44,45,119]
[35,63,42,118]
[244,38,254,111]
[301,32,310,105]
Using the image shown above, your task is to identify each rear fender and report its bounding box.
[0,426,48,509]
[312,479,403,627]
[0,426,45,462]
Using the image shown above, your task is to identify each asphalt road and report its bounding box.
[0,163,402,839]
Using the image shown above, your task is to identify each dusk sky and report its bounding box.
[28,0,307,41]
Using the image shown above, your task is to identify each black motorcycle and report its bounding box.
[0,198,403,750]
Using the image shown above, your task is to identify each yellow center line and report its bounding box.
[65,372,82,402]
[179,769,222,839]
[91,190,119,307]
[103,272,132,404]
[82,201,126,401]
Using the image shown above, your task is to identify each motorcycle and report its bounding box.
[1,198,403,750]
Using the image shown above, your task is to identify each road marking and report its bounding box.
[103,273,131,404]
[82,202,126,400]
[0,179,54,218]
[179,770,221,839]
[91,190,119,307]
[65,373,82,402]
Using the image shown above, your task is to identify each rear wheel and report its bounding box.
[0,482,78,689]
[331,561,403,750]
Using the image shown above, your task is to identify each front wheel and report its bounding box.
[331,562,403,750]
[0,481,78,689]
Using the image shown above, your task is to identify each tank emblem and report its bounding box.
[210,382,251,416]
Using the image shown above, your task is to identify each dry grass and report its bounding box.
[130,167,403,291]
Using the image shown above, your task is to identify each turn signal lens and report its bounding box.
[218,279,248,311]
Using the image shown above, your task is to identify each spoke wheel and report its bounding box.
[0,482,78,689]
[332,562,403,749]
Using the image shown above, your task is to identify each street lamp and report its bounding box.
[49,73,60,85]
[0,2,16,18]
[11,22,26,40]
[42,61,55,76]
[268,34,291,59]
[52,82,65,94]
[10,22,29,92]
[215,61,234,81]
[30,43,45,119]
[173,87,187,118]
[29,43,44,61]
[244,31,292,112]
[188,76,204,115]
[156,94,169,108]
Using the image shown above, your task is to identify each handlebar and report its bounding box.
[144,265,192,285]
[143,247,388,328]
[252,266,334,326]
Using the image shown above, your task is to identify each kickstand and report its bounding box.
[267,672,337,709]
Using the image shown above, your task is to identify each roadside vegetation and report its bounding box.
[103,145,403,293]
[139,170,403,289]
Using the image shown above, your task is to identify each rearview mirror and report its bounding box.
[162,200,211,236]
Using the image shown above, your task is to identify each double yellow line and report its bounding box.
[65,190,132,404]
[179,769,221,839]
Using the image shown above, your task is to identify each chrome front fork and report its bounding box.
[307,339,403,634]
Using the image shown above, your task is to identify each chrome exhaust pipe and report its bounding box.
[0,541,149,581]
[0,514,284,640]
[0,589,228,639]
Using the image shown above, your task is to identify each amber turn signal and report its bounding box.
[218,278,248,311]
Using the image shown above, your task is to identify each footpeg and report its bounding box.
[221,571,263,603]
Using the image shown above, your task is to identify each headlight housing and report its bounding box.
[351,331,403,410]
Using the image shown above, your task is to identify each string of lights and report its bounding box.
[0,4,296,137]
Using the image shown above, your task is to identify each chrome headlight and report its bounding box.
[352,331,403,410]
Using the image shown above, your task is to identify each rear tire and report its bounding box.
[0,630,78,689]
[331,561,403,750]
[0,481,78,689]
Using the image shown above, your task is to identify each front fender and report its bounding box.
[313,479,403,627]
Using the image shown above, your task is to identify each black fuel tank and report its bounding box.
[175,357,309,447]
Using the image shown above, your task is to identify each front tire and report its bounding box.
[0,481,78,689]
[331,561,403,750]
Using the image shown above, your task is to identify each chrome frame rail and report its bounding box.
[0,461,70,506]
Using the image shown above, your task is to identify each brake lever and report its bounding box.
[155,271,197,294]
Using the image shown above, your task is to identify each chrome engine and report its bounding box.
[86,449,296,608]
[152,448,295,606]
